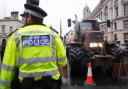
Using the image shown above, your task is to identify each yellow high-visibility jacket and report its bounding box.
[0,24,67,89]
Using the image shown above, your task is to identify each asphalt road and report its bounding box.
[62,86,128,89]
[61,66,128,89]
[62,77,128,89]
[62,54,128,89]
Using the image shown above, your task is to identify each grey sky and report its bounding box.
[0,0,100,35]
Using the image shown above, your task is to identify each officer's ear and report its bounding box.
[28,15,32,21]
[26,15,32,24]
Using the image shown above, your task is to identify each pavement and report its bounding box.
[62,86,128,89]
[61,67,128,89]
[62,58,128,89]
[62,77,128,89]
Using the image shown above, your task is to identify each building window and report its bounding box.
[101,12,102,18]
[105,36,108,41]
[104,6,108,20]
[114,22,117,30]
[124,20,128,29]
[124,33,128,41]
[114,0,118,17]
[115,7,118,17]
[1,25,5,33]
[114,34,117,41]
[124,3,128,15]
[10,26,13,33]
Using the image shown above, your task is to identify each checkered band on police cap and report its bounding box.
[25,9,44,19]
[23,4,47,19]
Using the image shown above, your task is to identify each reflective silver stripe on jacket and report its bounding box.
[19,69,58,77]
[51,30,56,56]
[14,30,20,50]
[22,30,50,35]
[14,30,21,64]
[17,57,56,64]
[1,64,15,72]
[0,80,11,87]
[57,56,66,62]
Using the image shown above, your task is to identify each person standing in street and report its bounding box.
[0,0,67,89]
[0,39,6,62]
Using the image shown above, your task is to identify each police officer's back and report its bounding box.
[0,0,67,89]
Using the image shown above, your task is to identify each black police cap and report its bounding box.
[27,0,39,6]
[21,4,47,19]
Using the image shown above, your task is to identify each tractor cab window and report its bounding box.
[80,22,92,31]
[80,20,100,31]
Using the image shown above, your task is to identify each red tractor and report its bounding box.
[66,19,104,58]
[65,18,112,84]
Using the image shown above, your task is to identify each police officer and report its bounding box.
[0,0,67,89]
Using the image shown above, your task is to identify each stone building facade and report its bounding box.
[88,0,128,43]
[83,4,91,19]
[0,11,23,44]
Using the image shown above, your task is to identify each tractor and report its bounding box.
[65,18,112,85]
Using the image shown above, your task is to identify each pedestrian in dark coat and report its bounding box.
[1,39,6,62]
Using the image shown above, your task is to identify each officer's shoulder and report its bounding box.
[8,29,18,37]
[50,27,58,34]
